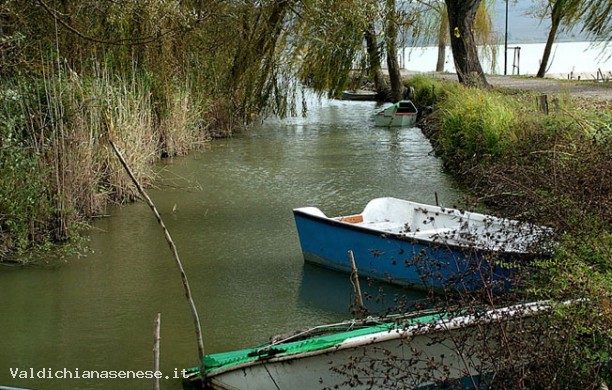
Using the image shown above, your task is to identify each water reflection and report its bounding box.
[298,263,428,317]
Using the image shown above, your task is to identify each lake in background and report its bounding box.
[402,41,611,79]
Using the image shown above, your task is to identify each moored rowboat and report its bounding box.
[183,301,559,389]
[373,100,418,127]
[341,90,377,101]
[293,197,551,292]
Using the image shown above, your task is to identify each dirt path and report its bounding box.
[405,71,612,102]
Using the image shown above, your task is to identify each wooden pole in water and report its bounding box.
[109,140,206,375]
[348,250,366,316]
[153,313,161,390]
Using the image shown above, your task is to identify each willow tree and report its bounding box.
[364,21,390,97]
[291,0,369,97]
[444,0,489,87]
[414,0,495,74]
[436,4,449,72]
[535,0,584,77]
[291,0,413,101]
[535,0,612,77]
[580,0,612,42]
[384,0,405,101]
[223,0,293,122]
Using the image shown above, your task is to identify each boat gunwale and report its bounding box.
[292,207,540,257]
[198,301,556,380]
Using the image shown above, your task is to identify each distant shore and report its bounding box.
[399,41,612,81]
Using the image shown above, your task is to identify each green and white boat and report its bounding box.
[373,100,418,127]
[183,301,555,389]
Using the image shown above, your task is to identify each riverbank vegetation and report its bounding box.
[408,75,611,388]
[2,1,610,387]
[0,1,295,261]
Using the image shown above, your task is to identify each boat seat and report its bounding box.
[337,215,363,223]
[410,228,455,239]
[396,102,417,114]
[361,221,405,234]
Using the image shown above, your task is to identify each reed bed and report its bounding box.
[0,63,209,261]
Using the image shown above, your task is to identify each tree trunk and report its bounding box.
[364,22,390,98]
[436,44,446,73]
[536,3,562,78]
[444,0,489,88]
[436,7,448,73]
[385,0,404,101]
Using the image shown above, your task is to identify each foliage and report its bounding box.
[292,0,370,97]
[0,0,297,260]
[0,83,55,259]
[436,86,519,166]
[526,233,611,388]
[0,62,210,261]
[405,74,459,107]
[408,77,611,388]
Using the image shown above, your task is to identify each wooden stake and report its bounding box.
[109,140,206,375]
[348,250,366,316]
[153,313,161,390]
[537,95,549,114]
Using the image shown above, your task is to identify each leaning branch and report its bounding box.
[108,140,206,371]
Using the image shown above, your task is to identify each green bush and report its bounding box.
[405,75,458,107]
[0,83,55,259]
[410,77,611,388]
[436,87,518,166]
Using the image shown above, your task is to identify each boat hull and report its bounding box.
[373,100,418,127]
[185,301,557,390]
[203,328,485,389]
[373,111,417,127]
[342,90,377,101]
[293,210,515,292]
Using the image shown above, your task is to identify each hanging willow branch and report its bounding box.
[35,0,204,46]
[108,140,206,373]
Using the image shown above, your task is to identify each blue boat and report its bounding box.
[293,197,551,292]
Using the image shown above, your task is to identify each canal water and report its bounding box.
[0,97,463,389]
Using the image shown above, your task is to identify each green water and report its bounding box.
[0,97,463,389]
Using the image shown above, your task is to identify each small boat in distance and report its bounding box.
[183,301,558,389]
[373,100,418,127]
[341,89,377,101]
[293,197,551,292]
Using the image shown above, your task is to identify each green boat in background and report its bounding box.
[373,100,418,127]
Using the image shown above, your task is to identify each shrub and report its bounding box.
[436,87,518,167]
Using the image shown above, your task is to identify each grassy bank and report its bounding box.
[407,75,611,388]
[0,64,209,262]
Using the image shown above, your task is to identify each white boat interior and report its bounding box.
[298,197,551,253]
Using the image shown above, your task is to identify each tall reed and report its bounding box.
[0,60,208,262]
